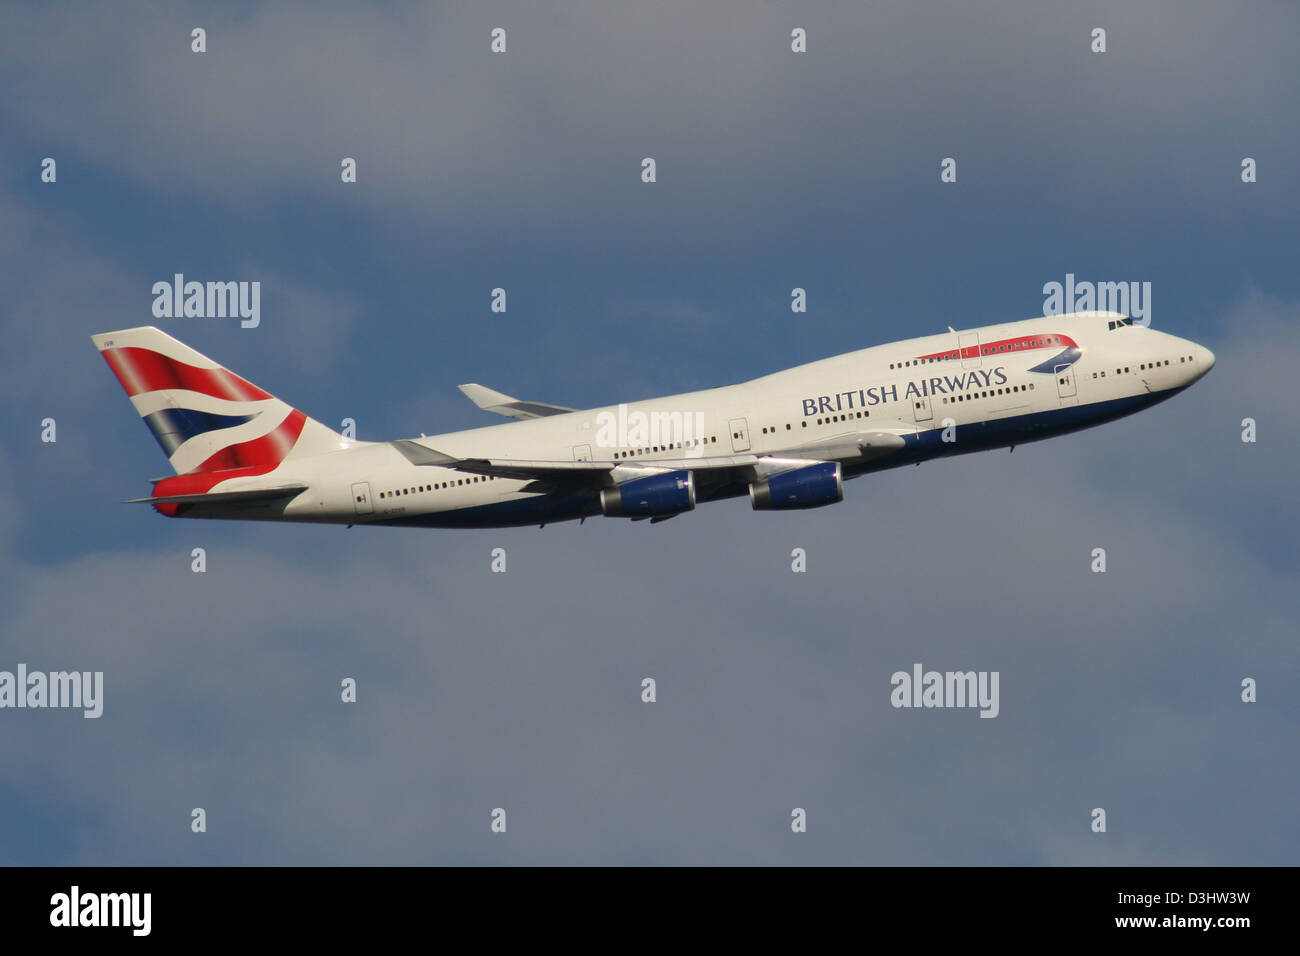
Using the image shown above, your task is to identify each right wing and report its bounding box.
[390,428,908,494]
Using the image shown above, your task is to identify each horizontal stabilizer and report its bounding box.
[126,484,309,505]
[458,383,575,420]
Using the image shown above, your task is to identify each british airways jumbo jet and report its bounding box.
[92,312,1214,528]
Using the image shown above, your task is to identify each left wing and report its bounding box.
[457,383,576,420]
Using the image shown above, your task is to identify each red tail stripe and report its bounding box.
[102,347,272,402]
[191,409,307,473]
[152,465,279,498]
[149,411,307,512]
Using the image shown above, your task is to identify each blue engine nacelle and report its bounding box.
[749,462,843,510]
[600,470,696,518]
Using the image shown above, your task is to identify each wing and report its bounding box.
[391,428,908,495]
[457,383,576,420]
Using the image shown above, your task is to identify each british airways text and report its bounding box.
[802,366,1009,416]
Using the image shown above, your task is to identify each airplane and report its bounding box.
[92,311,1214,529]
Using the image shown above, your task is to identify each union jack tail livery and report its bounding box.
[92,326,345,495]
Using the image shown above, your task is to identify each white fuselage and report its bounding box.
[180,312,1215,528]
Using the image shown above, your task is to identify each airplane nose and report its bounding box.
[1199,344,1216,372]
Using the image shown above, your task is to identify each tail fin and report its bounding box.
[91,326,346,476]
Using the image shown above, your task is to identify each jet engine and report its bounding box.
[600,470,696,518]
[749,462,843,510]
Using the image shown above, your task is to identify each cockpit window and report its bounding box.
[1107,317,1135,330]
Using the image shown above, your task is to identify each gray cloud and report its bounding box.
[4,1,1295,247]
[0,295,1294,864]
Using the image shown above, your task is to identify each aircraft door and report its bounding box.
[351,482,373,515]
[572,444,592,461]
[728,418,751,452]
[959,332,981,368]
[1054,364,1078,399]
[911,395,933,423]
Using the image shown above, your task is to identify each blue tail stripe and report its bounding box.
[144,408,255,455]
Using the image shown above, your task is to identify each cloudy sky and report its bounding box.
[1,1,1296,864]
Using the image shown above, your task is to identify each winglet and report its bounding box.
[457,383,575,420]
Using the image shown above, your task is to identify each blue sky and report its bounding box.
[0,1,1296,864]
